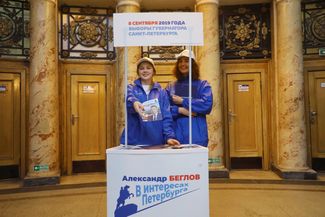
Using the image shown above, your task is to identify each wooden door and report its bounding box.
[308,71,325,159]
[71,75,106,162]
[227,73,263,160]
[0,73,20,167]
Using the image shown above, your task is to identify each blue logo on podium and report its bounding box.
[115,185,137,217]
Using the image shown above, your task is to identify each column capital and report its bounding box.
[47,0,57,4]
[275,0,301,4]
[116,0,141,9]
[196,0,219,7]
[30,0,57,4]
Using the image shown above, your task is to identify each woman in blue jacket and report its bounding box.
[165,50,213,147]
[120,57,180,146]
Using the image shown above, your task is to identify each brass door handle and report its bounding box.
[310,111,317,124]
[228,110,237,123]
[71,114,79,125]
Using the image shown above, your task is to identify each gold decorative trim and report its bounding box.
[80,52,97,58]
[262,22,268,40]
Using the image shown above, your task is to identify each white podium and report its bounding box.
[106,145,209,217]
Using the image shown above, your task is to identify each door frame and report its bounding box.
[0,61,27,179]
[62,62,115,175]
[304,59,325,167]
[222,60,270,170]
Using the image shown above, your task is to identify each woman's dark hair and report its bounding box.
[173,58,200,80]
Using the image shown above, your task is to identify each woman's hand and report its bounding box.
[172,95,183,105]
[167,138,180,146]
[178,107,197,117]
[133,101,144,115]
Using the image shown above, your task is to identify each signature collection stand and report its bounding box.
[107,12,208,217]
[106,145,208,217]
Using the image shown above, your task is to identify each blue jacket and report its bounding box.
[120,79,176,146]
[165,78,213,147]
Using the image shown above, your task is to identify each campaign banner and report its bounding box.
[113,12,204,47]
[107,145,209,217]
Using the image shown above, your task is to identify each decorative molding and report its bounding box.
[219,4,271,60]
[302,0,325,55]
[60,5,116,60]
[142,46,186,61]
[0,0,30,58]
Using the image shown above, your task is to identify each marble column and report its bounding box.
[24,0,60,186]
[196,0,228,177]
[275,0,316,179]
[116,0,142,144]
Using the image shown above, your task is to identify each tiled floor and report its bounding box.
[229,170,282,180]
[1,171,325,217]
[1,171,324,192]
[60,172,107,185]
[1,181,325,217]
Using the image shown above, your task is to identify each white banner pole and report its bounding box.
[124,47,128,147]
[189,46,192,145]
